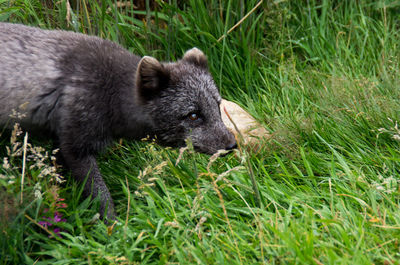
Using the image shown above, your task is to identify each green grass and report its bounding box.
[1,0,400,264]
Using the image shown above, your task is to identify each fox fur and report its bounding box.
[0,23,236,220]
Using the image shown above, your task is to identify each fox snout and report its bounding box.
[222,130,237,153]
[196,124,237,155]
[225,141,237,151]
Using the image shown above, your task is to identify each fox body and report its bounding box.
[0,23,236,220]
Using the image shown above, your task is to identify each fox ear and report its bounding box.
[136,56,169,101]
[182,47,208,69]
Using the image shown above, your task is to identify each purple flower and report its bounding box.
[38,220,52,228]
[38,204,67,239]
[49,228,62,238]
[54,212,62,223]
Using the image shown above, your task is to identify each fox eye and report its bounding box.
[188,112,199,121]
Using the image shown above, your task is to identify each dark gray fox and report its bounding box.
[0,22,236,220]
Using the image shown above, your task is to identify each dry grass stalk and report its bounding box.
[222,104,262,207]
[124,176,131,237]
[20,132,28,204]
[217,0,264,42]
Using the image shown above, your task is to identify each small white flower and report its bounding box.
[34,183,42,199]
[3,157,10,170]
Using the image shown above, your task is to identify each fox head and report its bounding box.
[136,48,237,154]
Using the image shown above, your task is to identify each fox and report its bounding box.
[0,22,236,220]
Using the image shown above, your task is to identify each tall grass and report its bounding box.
[1,0,400,264]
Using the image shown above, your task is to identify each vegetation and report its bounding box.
[1,0,400,263]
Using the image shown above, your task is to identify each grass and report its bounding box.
[1,0,400,264]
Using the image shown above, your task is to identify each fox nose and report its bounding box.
[225,142,237,151]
